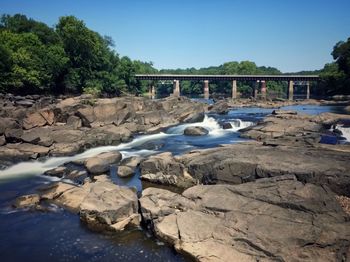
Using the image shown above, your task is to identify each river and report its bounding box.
[0,104,348,262]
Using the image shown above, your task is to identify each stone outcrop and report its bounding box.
[84,151,122,174]
[240,110,350,143]
[140,152,196,188]
[117,156,143,178]
[140,176,350,262]
[13,194,40,208]
[139,141,350,196]
[39,176,140,231]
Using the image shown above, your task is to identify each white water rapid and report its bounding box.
[0,115,254,181]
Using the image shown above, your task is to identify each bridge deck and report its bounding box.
[135,74,319,81]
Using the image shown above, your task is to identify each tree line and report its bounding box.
[0,14,155,96]
[0,14,349,97]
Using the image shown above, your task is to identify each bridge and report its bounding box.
[135,74,320,100]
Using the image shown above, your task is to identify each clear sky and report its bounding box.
[1,0,350,72]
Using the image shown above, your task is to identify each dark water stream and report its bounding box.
[0,103,348,262]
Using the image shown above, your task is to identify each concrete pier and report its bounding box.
[261,80,267,99]
[306,81,310,100]
[204,80,209,99]
[151,85,156,99]
[173,80,180,97]
[288,80,294,100]
[254,81,259,98]
[232,80,237,99]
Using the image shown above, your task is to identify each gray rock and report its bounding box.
[76,106,95,127]
[39,176,140,231]
[66,115,82,129]
[272,109,298,115]
[0,118,20,135]
[140,177,350,262]
[222,122,232,129]
[22,112,48,130]
[117,156,143,178]
[15,99,34,107]
[44,166,68,178]
[4,128,24,142]
[13,194,40,208]
[184,126,209,136]
[140,142,350,196]
[140,152,196,188]
[0,135,6,146]
[117,166,134,178]
[80,181,140,231]
[209,101,229,114]
[84,151,122,174]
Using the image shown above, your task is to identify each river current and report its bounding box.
[0,104,348,262]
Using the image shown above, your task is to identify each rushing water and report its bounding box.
[0,103,348,262]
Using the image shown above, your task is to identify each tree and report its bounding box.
[0,30,68,94]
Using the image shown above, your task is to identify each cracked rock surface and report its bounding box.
[39,175,140,232]
[140,175,350,262]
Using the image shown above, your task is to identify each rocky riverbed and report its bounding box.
[0,94,207,167]
[1,94,350,262]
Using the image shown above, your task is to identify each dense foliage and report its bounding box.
[0,14,155,95]
[317,37,350,96]
[0,14,349,97]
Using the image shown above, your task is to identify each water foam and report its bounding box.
[338,126,350,141]
[0,132,172,181]
[0,116,254,181]
[167,115,253,135]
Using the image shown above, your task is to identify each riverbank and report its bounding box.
[1,96,350,261]
[0,95,207,168]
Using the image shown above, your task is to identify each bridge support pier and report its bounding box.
[232,80,237,99]
[148,86,152,98]
[261,80,267,100]
[306,81,310,100]
[173,80,180,97]
[288,80,294,100]
[254,81,259,98]
[151,85,156,99]
[203,80,209,99]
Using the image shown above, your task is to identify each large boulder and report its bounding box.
[50,142,83,157]
[13,194,40,208]
[117,156,143,178]
[76,106,95,127]
[2,143,50,160]
[140,176,350,262]
[84,151,122,174]
[184,126,209,136]
[79,180,139,231]
[66,115,82,129]
[39,176,140,231]
[22,112,47,130]
[0,135,5,146]
[140,142,350,196]
[140,152,196,188]
[209,101,229,114]
[0,118,20,135]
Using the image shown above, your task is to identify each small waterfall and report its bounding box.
[0,132,173,181]
[337,125,350,141]
[229,119,254,131]
[0,115,255,181]
[166,115,221,134]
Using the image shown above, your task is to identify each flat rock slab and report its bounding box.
[39,176,139,231]
[140,176,350,262]
[84,151,122,174]
[142,142,350,196]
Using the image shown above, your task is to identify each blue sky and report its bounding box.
[1,0,350,72]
